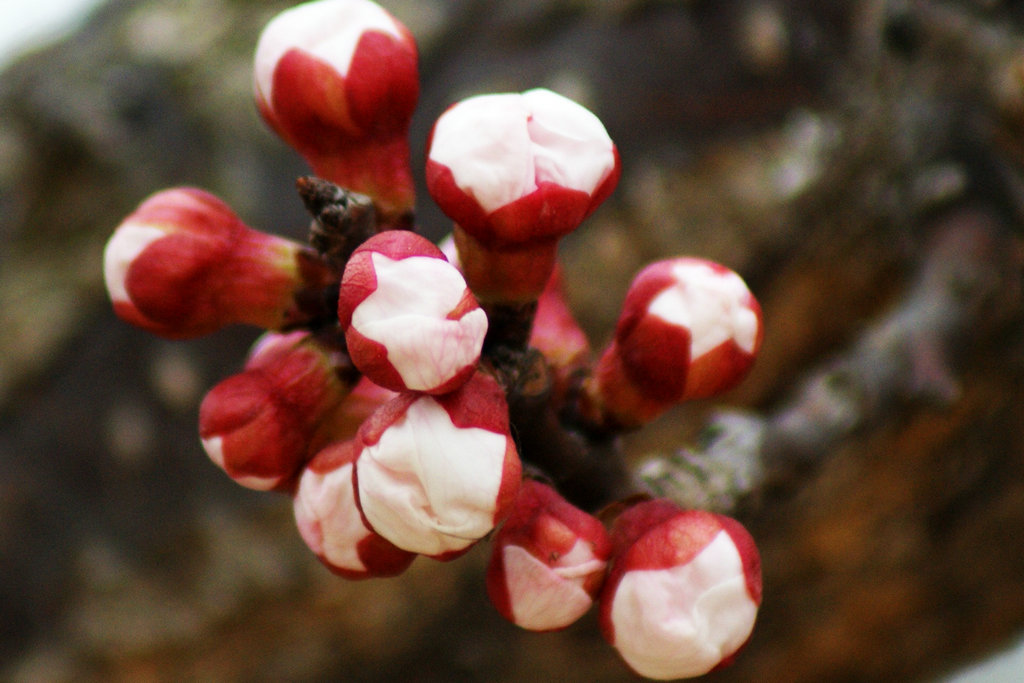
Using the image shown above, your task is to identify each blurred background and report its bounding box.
[2,1,1024,681]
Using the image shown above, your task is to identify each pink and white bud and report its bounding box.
[338,230,487,395]
[599,500,762,680]
[199,330,352,491]
[589,258,762,427]
[353,372,522,560]
[426,88,620,302]
[103,187,335,339]
[254,0,419,222]
[294,440,416,579]
[486,480,610,631]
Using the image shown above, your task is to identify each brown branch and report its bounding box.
[639,206,1018,512]
[297,176,381,272]
[490,348,641,512]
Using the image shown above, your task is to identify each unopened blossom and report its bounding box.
[486,480,610,631]
[599,499,762,680]
[254,0,419,222]
[338,230,487,395]
[588,257,762,427]
[199,330,352,491]
[294,440,416,579]
[103,187,335,339]
[426,88,620,302]
[353,372,522,560]
[529,265,591,403]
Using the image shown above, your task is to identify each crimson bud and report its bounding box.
[198,330,352,491]
[103,187,334,339]
[254,0,419,223]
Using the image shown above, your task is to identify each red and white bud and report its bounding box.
[199,330,352,491]
[529,265,591,402]
[254,0,419,222]
[486,480,610,631]
[103,187,334,339]
[353,372,521,560]
[338,230,487,395]
[588,258,762,427]
[426,88,620,302]
[294,440,416,579]
[599,500,762,680]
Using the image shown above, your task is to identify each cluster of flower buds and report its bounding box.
[101,0,767,679]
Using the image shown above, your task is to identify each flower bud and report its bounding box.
[529,265,590,402]
[353,372,522,560]
[486,480,610,631]
[338,230,487,395]
[599,500,762,680]
[426,88,620,302]
[199,331,352,491]
[294,440,416,579]
[254,0,419,222]
[588,258,762,427]
[103,187,335,339]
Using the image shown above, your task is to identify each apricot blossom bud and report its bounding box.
[353,372,522,560]
[589,258,762,427]
[486,480,610,631]
[103,187,334,339]
[426,88,620,302]
[199,331,352,491]
[338,230,487,394]
[529,265,590,402]
[254,0,419,222]
[599,500,762,680]
[294,440,416,579]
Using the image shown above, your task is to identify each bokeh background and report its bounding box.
[2,1,1024,681]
